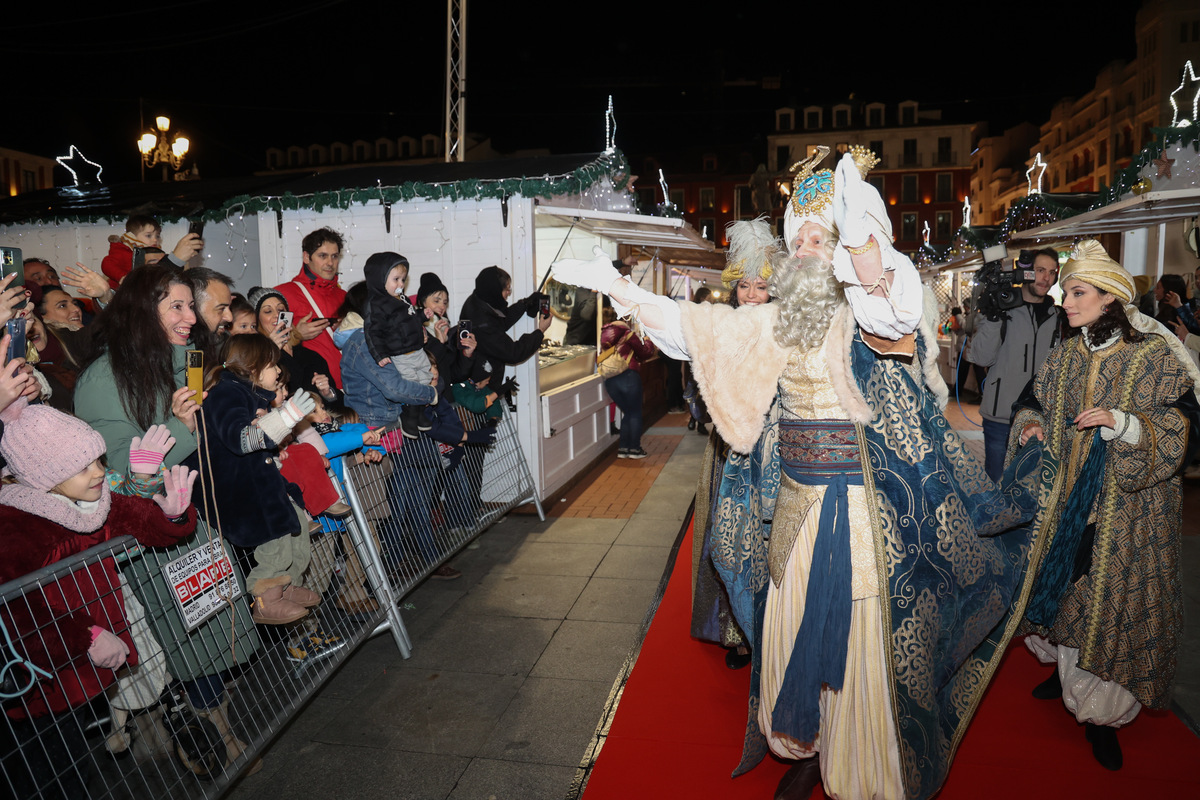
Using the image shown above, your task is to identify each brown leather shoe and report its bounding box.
[431,565,462,580]
[336,594,379,615]
[281,584,320,608]
[775,757,821,800]
[323,500,352,518]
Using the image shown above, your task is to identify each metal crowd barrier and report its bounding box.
[1,402,542,799]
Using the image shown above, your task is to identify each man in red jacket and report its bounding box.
[275,227,347,387]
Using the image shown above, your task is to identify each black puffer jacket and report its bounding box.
[363,252,424,363]
[460,266,543,383]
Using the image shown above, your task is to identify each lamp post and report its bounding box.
[137,115,190,181]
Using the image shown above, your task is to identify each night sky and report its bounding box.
[6,1,1141,185]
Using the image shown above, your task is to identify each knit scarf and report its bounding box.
[0,482,112,533]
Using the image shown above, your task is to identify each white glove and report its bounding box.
[833,153,888,250]
[550,246,623,294]
[256,389,317,444]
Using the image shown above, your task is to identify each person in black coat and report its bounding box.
[458,266,551,403]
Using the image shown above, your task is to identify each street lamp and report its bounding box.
[137,115,191,181]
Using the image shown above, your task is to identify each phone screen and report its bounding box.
[5,318,26,366]
[539,297,551,316]
[0,247,26,309]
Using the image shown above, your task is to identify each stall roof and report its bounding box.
[0,153,622,225]
[536,205,716,253]
[1014,188,1200,241]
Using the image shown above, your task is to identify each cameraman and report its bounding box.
[969,247,1062,481]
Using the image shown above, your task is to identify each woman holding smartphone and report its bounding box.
[247,286,343,408]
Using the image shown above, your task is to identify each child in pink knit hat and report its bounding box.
[0,399,199,797]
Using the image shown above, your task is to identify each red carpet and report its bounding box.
[583,518,1200,799]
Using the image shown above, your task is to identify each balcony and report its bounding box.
[897,153,923,168]
[932,151,957,167]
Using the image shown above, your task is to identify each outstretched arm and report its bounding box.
[550,248,689,359]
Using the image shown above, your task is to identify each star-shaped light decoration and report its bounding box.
[604,95,617,153]
[1026,153,1047,196]
[1154,152,1176,179]
[962,196,972,228]
[1169,60,1199,126]
[55,145,104,186]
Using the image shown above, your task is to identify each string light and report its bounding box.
[1025,153,1047,195]
[1169,60,1200,127]
[962,197,971,228]
[922,220,930,247]
[55,145,104,186]
[605,95,617,153]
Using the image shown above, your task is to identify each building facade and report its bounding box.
[0,147,58,197]
[768,100,978,255]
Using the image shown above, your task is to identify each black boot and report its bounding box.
[1085,723,1122,770]
[1031,669,1062,700]
[400,406,421,439]
[724,647,751,670]
[687,417,696,431]
[774,758,821,800]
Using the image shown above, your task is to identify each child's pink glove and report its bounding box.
[87,627,130,669]
[152,465,199,518]
[129,424,176,476]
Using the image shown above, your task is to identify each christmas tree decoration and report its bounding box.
[1169,60,1200,127]
[1131,177,1154,195]
[1153,153,1175,178]
[55,146,104,186]
[1025,153,1047,195]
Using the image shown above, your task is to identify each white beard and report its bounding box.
[769,256,847,351]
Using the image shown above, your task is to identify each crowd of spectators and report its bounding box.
[0,221,552,796]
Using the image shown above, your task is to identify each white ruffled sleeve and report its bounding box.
[610,279,691,360]
[831,244,924,339]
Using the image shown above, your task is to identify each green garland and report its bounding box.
[4,151,634,227]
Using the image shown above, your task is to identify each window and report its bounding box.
[935,211,952,239]
[703,155,717,172]
[902,138,918,167]
[936,173,952,202]
[901,174,918,203]
[288,150,301,167]
[836,142,849,155]
[806,110,821,129]
[869,140,883,160]
[936,136,952,165]
[23,170,36,193]
[309,148,325,166]
[901,104,916,125]
[401,140,412,158]
[868,106,883,127]
[834,107,849,128]
[354,143,367,161]
[1099,139,1107,166]
[778,111,793,131]
[868,175,885,196]
[699,188,715,212]
[776,145,791,170]
[670,189,684,209]
[901,212,918,241]
[735,185,752,218]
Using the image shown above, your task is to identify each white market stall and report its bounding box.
[0,152,715,500]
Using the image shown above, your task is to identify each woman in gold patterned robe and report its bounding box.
[1013,240,1200,772]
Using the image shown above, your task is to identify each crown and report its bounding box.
[849,145,880,177]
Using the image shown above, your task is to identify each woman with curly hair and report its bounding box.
[1014,240,1200,772]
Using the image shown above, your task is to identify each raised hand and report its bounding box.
[152,465,199,518]
[550,246,623,294]
[129,424,176,477]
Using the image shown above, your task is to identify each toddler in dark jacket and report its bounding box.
[363,251,435,439]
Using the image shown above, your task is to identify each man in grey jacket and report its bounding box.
[969,248,1062,480]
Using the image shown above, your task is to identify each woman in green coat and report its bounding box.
[75,263,261,770]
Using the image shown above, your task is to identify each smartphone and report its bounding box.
[0,247,26,309]
[186,350,204,405]
[131,247,145,270]
[458,319,472,339]
[5,318,26,367]
[277,311,294,328]
[188,219,205,238]
[539,297,551,316]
